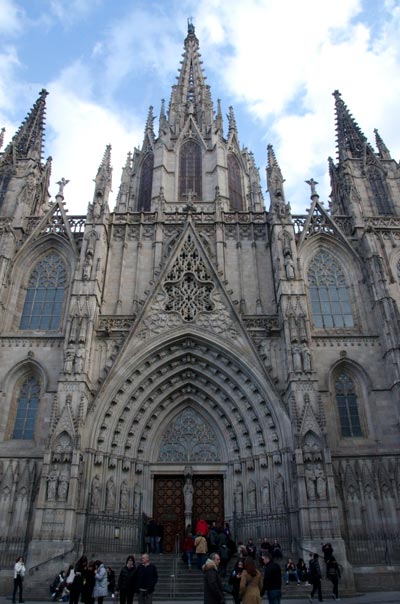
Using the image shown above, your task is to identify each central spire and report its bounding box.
[168,20,214,136]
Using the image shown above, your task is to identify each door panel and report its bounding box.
[192,475,224,527]
[153,476,185,553]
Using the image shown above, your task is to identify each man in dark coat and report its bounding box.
[203,552,225,604]
[261,552,282,604]
[308,553,323,603]
[135,554,158,604]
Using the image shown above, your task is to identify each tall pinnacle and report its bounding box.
[94,144,112,199]
[168,20,213,134]
[228,106,238,137]
[266,144,285,200]
[374,128,391,160]
[333,90,367,161]
[0,89,48,166]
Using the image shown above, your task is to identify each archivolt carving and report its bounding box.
[158,407,220,462]
[92,337,283,461]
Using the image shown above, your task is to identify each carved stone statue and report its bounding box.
[91,475,101,509]
[74,346,85,374]
[134,484,141,513]
[235,482,243,515]
[183,477,194,514]
[315,464,327,499]
[57,473,69,501]
[82,252,93,281]
[120,481,129,513]
[106,478,116,511]
[248,480,256,511]
[261,480,270,510]
[292,345,302,373]
[47,470,59,501]
[305,464,316,499]
[64,346,75,374]
[284,256,295,280]
[302,345,312,373]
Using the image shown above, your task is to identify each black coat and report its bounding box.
[135,563,158,594]
[117,566,136,593]
[203,564,224,604]
[261,561,281,595]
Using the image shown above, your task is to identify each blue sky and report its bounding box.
[1,0,400,215]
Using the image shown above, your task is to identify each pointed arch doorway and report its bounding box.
[152,406,225,552]
[153,475,224,552]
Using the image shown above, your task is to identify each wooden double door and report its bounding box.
[153,474,224,552]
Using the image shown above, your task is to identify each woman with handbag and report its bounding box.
[239,557,263,604]
[12,556,25,603]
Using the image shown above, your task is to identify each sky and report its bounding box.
[0,0,400,215]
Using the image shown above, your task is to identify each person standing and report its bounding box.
[229,559,244,604]
[260,552,282,604]
[115,556,136,604]
[203,552,224,604]
[135,553,158,604]
[81,560,95,604]
[239,557,263,604]
[69,556,88,604]
[308,553,323,603]
[326,555,341,600]
[12,556,25,603]
[93,560,108,604]
[194,532,208,569]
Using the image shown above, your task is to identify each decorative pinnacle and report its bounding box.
[306,178,319,198]
[56,177,69,198]
[215,98,223,132]
[0,127,5,150]
[187,17,195,35]
[333,89,367,160]
[374,128,391,160]
[267,144,279,170]
[228,106,237,135]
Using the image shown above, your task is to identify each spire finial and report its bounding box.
[333,89,367,161]
[187,17,195,35]
[374,128,391,160]
[56,177,69,199]
[0,127,5,150]
[228,106,237,136]
[306,178,319,199]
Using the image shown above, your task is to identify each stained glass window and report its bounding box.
[368,167,391,215]
[335,373,362,437]
[20,253,67,330]
[308,250,354,329]
[228,154,244,210]
[12,375,40,439]
[138,154,153,211]
[179,140,202,200]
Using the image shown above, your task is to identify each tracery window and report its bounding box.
[158,408,220,462]
[308,250,354,329]
[179,140,202,201]
[20,253,67,330]
[228,154,244,210]
[12,374,40,439]
[335,372,362,437]
[368,167,391,215]
[138,154,154,211]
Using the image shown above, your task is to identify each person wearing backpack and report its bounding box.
[326,556,341,600]
[308,553,322,603]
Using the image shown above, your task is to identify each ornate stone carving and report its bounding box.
[158,407,220,462]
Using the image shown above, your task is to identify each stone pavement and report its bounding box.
[1,592,400,604]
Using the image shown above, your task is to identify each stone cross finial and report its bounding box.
[305,178,319,197]
[56,177,70,198]
[182,190,198,213]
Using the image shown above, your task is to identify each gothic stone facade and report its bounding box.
[0,24,399,592]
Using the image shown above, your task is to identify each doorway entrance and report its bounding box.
[153,474,224,552]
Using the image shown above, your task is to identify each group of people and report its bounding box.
[48,554,158,604]
[203,538,342,604]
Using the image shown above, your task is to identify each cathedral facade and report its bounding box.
[0,23,399,592]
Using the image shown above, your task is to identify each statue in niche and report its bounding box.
[284,256,295,280]
[64,346,75,374]
[57,473,69,501]
[91,475,101,509]
[292,345,302,373]
[106,478,116,511]
[259,340,272,371]
[305,463,316,499]
[134,484,141,514]
[248,480,256,512]
[282,235,292,258]
[74,345,85,374]
[261,480,270,510]
[301,345,312,373]
[47,470,59,501]
[235,482,243,515]
[315,464,327,499]
[82,251,93,281]
[274,473,285,506]
[120,481,129,513]
[183,477,194,514]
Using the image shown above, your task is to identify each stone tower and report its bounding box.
[0,22,399,593]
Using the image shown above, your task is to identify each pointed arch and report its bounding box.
[307,248,354,329]
[367,166,392,215]
[138,153,154,211]
[179,139,202,200]
[334,372,362,437]
[19,252,67,330]
[12,374,41,440]
[228,153,244,210]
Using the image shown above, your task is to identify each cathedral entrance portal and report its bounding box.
[153,475,224,552]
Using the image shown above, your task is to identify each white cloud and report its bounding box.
[0,0,25,36]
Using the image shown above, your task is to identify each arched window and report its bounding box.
[228,153,244,210]
[13,374,40,439]
[138,154,154,211]
[308,250,354,329]
[179,140,202,201]
[368,167,391,215]
[335,372,362,437]
[20,253,67,330]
